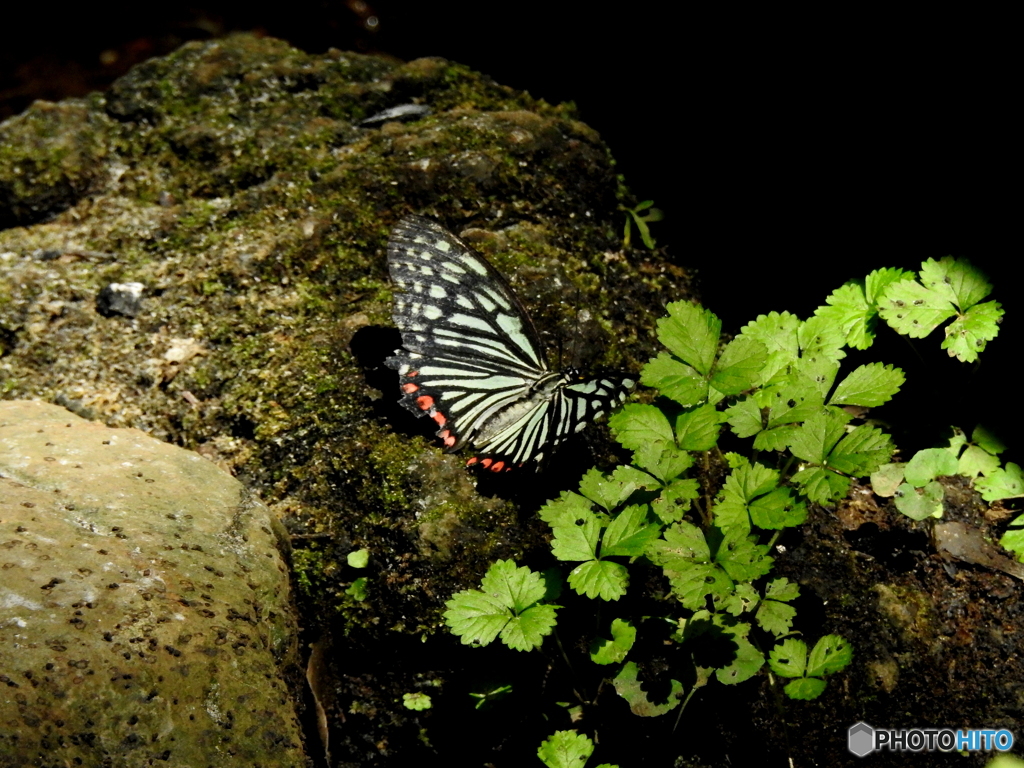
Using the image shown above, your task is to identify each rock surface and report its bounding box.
[0,400,304,767]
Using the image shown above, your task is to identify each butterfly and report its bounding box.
[385,215,635,472]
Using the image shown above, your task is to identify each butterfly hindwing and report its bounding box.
[385,215,634,470]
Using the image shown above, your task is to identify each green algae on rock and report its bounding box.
[0,399,304,767]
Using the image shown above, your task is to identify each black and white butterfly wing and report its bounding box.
[385,215,634,471]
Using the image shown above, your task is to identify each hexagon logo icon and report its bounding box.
[848,722,875,757]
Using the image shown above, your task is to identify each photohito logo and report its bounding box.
[848,722,1014,756]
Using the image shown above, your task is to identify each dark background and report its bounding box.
[2,3,1018,455]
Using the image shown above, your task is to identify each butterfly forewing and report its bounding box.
[385,215,634,470]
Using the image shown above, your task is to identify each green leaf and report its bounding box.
[402,692,432,710]
[942,300,1002,363]
[788,409,849,465]
[443,560,558,651]
[784,677,828,700]
[568,560,629,601]
[724,397,763,439]
[579,466,656,512]
[602,505,661,557]
[674,403,721,451]
[999,515,1024,562]
[539,491,596,527]
[710,337,767,395]
[958,446,1001,478]
[640,352,708,406]
[609,403,674,451]
[749,487,807,530]
[798,315,846,364]
[346,548,370,568]
[815,281,873,350]
[828,362,905,407]
[589,618,637,665]
[650,522,734,610]
[650,478,699,524]
[878,278,956,338]
[865,266,914,304]
[792,466,851,504]
[806,634,853,677]
[737,311,802,385]
[919,256,992,309]
[894,481,944,520]
[973,424,1006,455]
[657,301,720,375]
[346,577,367,601]
[976,463,1024,502]
[764,378,825,431]
[764,577,800,602]
[757,599,797,637]
[636,444,693,484]
[718,582,759,616]
[612,661,684,716]
[537,730,594,768]
[550,507,602,562]
[904,448,958,487]
[714,527,773,582]
[827,423,894,476]
[768,637,807,678]
[714,619,764,685]
[869,463,905,497]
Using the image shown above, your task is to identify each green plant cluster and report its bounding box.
[442,256,1004,763]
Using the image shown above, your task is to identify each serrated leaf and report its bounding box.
[828,362,905,407]
[717,582,759,616]
[347,548,369,568]
[675,403,721,450]
[737,311,802,385]
[650,478,699,524]
[753,424,801,452]
[589,618,637,665]
[444,560,555,648]
[784,677,828,700]
[568,560,629,600]
[537,730,594,768]
[792,466,851,503]
[827,423,894,476]
[973,424,1005,455]
[958,445,1001,478]
[788,409,849,465]
[711,337,767,395]
[579,466,655,512]
[657,301,720,375]
[610,403,674,451]
[768,637,808,678]
[714,628,764,685]
[904,448,959,486]
[714,527,773,582]
[942,300,1002,363]
[612,661,684,716]
[976,463,1024,501]
[919,256,991,309]
[749,487,807,529]
[764,577,800,602]
[807,634,853,676]
[798,315,846,363]
[550,508,602,562]
[756,599,797,636]
[501,604,560,651]
[865,267,914,304]
[540,491,596,527]
[724,397,764,439]
[636,444,693,484]
[894,481,944,520]
[795,355,840,397]
[640,352,708,406]
[878,278,956,338]
[869,463,905,497]
[999,515,1024,562]
[601,504,661,557]
[765,379,825,430]
[815,281,873,349]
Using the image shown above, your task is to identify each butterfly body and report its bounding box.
[386,215,634,470]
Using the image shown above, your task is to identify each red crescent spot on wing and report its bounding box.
[402,383,419,393]
[440,430,456,447]
[466,457,479,466]
[481,458,493,468]
[416,395,434,410]
[431,411,446,426]
[407,370,419,377]
[490,461,505,472]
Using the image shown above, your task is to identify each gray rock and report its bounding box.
[0,400,305,767]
